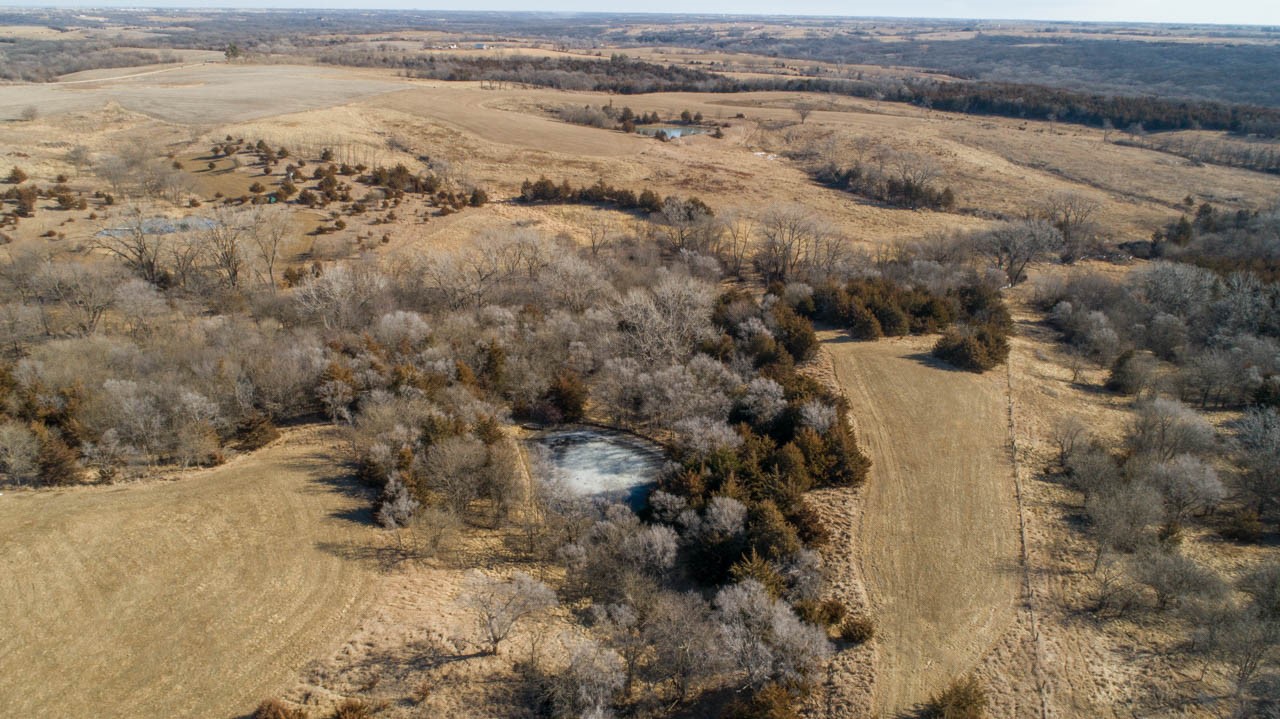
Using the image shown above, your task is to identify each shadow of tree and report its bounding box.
[906,351,971,373]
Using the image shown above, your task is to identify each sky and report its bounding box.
[2,0,1277,26]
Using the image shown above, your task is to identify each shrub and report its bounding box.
[541,369,588,423]
[252,698,308,719]
[770,302,818,362]
[923,675,987,719]
[235,412,280,451]
[34,425,80,486]
[14,187,37,217]
[730,549,788,599]
[1105,349,1155,395]
[5,167,27,184]
[724,681,804,719]
[1221,509,1264,543]
[838,615,876,644]
[795,598,847,627]
[844,302,882,340]
[932,323,1010,372]
[871,300,910,336]
[329,699,373,719]
[786,501,829,546]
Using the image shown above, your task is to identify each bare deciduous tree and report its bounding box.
[0,420,39,484]
[65,145,92,174]
[718,208,757,278]
[1196,606,1279,703]
[583,212,616,258]
[643,590,723,701]
[295,260,389,331]
[1038,192,1101,262]
[712,579,831,691]
[202,208,253,290]
[1052,415,1090,467]
[1141,454,1225,521]
[1126,398,1216,464]
[546,639,625,718]
[1087,481,1162,571]
[1129,549,1226,610]
[978,219,1063,286]
[1235,407,1280,515]
[463,571,557,655]
[246,205,292,292]
[422,435,489,515]
[614,272,715,365]
[37,261,120,335]
[96,207,166,286]
[752,204,837,283]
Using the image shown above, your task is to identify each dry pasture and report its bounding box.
[820,331,1021,717]
[0,426,376,719]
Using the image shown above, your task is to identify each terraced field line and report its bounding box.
[821,332,1020,717]
[0,425,376,719]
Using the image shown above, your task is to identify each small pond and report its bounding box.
[635,124,709,139]
[96,216,217,238]
[534,429,664,508]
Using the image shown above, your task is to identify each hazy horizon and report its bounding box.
[0,1,1277,27]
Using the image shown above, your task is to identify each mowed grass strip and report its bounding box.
[0,426,375,719]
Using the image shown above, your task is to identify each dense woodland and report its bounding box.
[615,30,1280,107]
[0,40,180,83]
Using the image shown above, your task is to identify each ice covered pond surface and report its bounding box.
[535,429,664,507]
[635,124,709,138]
[96,216,216,238]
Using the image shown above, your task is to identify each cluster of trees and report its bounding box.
[746,75,1280,139]
[318,51,730,93]
[625,27,1280,118]
[0,38,180,82]
[557,102,714,135]
[95,143,190,204]
[358,163,487,210]
[296,230,862,714]
[2,179,89,218]
[799,275,1013,372]
[813,152,955,211]
[518,190,861,285]
[314,45,1280,138]
[1121,134,1280,176]
[1038,256,1280,409]
[1054,400,1279,710]
[1150,202,1280,283]
[519,176,668,214]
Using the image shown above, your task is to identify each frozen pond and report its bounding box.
[635,124,709,139]
[96,216,216,238]
[535,429,663,507]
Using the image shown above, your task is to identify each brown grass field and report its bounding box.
[821,332,1020,717]
[0,426,376,719]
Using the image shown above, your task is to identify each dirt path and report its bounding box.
[55,62,212,85]
[821,332,1020,717]
[0,426,377,719]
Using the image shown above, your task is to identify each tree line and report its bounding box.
[316,50,1280,138]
